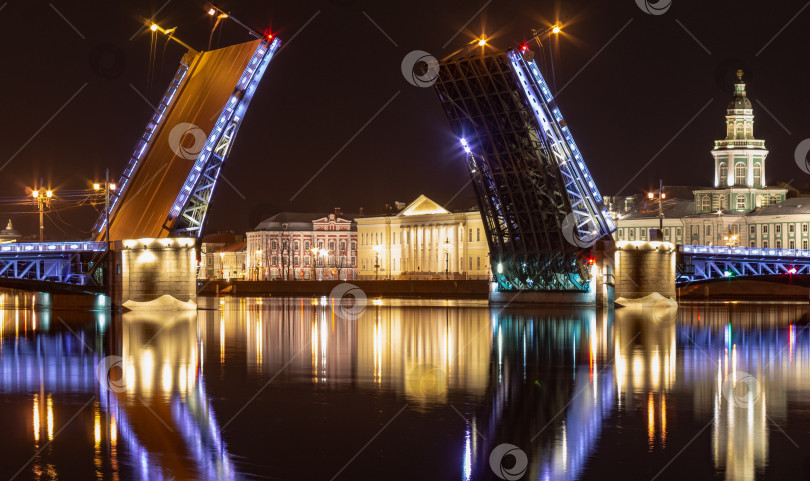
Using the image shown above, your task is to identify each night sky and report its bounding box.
[0,0,809,240]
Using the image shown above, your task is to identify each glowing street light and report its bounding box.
[150,23,159,32]
[31,185,54,243]
[478,38,487,47]
[552,24,561,34]
[373,244,382,280]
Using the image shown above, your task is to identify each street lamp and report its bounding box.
[31,185,53,243]
[647,179,666,231]
[373,244,382,280]
[255,249,262,280]
[93,169,116,249]
[310,246,318,280]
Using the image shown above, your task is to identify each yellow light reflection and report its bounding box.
[110,414,117,446]
[661,392,667,448]
[46,394,54,441]
[94,407,101,447]
[33,394,40,442]
[161,362,172,394]
[647,392,654,450]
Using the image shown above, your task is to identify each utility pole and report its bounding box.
[658,178,664,231]
[31,181,53,243]
[105,169,111,248]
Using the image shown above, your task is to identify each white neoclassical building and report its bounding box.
[610,71,810,249]
[356,195,490,280]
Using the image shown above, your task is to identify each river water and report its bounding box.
[0,292,808,480]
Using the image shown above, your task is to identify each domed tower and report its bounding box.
[694,70,785,213]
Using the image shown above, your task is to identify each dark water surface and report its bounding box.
[1,292,809,480]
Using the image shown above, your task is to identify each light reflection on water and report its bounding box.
[0,292,809,480]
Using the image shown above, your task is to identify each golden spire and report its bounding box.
[736,69,744,81]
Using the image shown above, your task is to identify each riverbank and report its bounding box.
[197,279,490,299]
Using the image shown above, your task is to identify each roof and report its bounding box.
[620,199,696,220]
[747,197,810,216]
[253,212,359,231]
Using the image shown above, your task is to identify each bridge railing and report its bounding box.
[0,241,107,254]
[680,244,810,259]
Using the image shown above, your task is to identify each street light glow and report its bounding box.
[150,23,159,32]
[46,190,53,198]
[478,39,487,47]
[552,25,561,34]
[648,192,654,199]
[110,183,116,191]
[208,7,216,15]
[32,190,38,198]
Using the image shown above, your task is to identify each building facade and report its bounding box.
[0,220,21,243]
[356,195,490,280]
[246,210,357,281]
[611,71,806,249]
[198,233,246,280]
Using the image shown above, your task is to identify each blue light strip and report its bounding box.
[681,244,810,258]
[93,60,192,234]
[0,241,106,254]
[168,38,280,221]
[506,50,614,238]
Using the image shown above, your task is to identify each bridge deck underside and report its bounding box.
[677,252,810,283]
[106,40,261,241]
[433,53,588,291]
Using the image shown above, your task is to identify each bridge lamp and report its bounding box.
[648,192,654,199]
[478,38,487,47]
[46,190,52,198]
[32,190,39,198]
[552,25,561,34]
[208,7,216,15]
[150,23,159,32]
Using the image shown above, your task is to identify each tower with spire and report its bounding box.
[693,70,786,213]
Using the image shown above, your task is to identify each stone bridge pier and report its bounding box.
[613,240,676,299]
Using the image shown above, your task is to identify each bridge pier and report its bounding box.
[614,241,676,300]
[109,238,197,308]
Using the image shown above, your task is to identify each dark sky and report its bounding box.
[0,0,809,240]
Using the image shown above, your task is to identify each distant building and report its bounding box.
[246,209,357,281]
[198,232,246,280]
[611,71,808,249]
[356,195,490,280]
[0,220,21,243]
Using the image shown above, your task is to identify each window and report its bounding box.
[719,163,728,186]
[340,241,346,251]
[318,241,324,249]
[351,242,356,251]
[701,195,710,212]
[790,224,795,234]
[719,194,727,210]
[294,256,300,266]
[762,225,768,234]
[753,163,762,185]
[770,195,779,205]
[294,241,299,251]
[304,256,311,266]
[735,123,743,138]
[676,228,682,237]
[736,194,746,210]
[735,162,746,185]
[469,229,472,242]
[618,230,624,239]
[271,241,278,250]
[776,224,782,234]
[476,228,481,242]
[750,225,756,236]
[304,241,310,251]
[763,241,768,248]
[804,240,808,250]
[750,241,755,247]
[271,256,278,266]
[640,229,646,240]
[329,241,335,251]
[351,256,356,266]
[664,228,670,237]
[393,233,397,244]
[776,240,782,249]
[469,257,473,270]
[804,224,809,234]
[629,229,635,240]
[790,240,795,249]
[705,225,712,236]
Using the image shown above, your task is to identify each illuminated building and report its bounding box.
[610,71,810,249]
[198,233,246,280]
[355,195,490,280]
[246,209,357,281]
[0,219,21,243]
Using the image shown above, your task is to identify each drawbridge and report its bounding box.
[433,46,615,292]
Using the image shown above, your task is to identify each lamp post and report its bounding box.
[93,169,116,249]
[373,244,382,280]
[310,246,318,280]
[31,185,53,243]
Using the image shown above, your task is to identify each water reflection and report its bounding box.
[2,292,810,480]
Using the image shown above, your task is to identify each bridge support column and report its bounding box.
[109,238,197,308]
[614,241,676,300]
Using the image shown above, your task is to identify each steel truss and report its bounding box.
[0,242,106,286]
[169,38,280,237]
[433,49,614,291]
[677,244,810,282]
